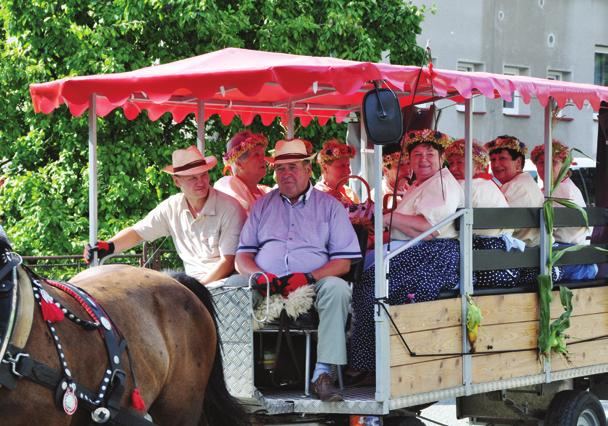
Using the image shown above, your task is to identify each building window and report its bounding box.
[547,69,571,82]
[503,65,531,117]
[595,46,608,86]
[547,69,574,120]
[456,61,486,113]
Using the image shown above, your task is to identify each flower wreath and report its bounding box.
[317,138,356,165]
[402,129,453,152]
[445,139,490,169]
[484,136,528,157]
[222,133,269,165]
[530,139,570,165]
[383,151,408,169]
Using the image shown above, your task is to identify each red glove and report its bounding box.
[277,272,315,297]
[85,241,115,264]
[251,272,279,296]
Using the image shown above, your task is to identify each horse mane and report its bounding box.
[168,272,250,426]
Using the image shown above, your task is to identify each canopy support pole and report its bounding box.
[374,143,389,403]
[460,98,474,395]
[88,94,98,266]
[541,98,554,383]
[197,100,206,152]
[287,102,294,139]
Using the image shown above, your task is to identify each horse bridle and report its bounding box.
[0,257,156,426]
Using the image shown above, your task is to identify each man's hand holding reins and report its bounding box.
[84,241,115,264]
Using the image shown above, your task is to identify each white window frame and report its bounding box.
[595,45,608,86]
[547,69,574,120]
[456,61,486,113]
[503,65,531,117]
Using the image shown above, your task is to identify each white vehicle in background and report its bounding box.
[30,48,608,425]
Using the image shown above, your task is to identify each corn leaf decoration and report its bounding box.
[466,294,483,353]
[537,149,577,360]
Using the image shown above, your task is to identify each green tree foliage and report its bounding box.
[0,0,426,255]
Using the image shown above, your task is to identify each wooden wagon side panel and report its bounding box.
[389,286,608,398]
[389,298,463,397]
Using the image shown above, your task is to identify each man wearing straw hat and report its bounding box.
[232,138,361,401]
[84,145,246,284]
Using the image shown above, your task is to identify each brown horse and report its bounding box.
[0,238,248,426]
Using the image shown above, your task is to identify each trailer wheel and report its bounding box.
[383,416,425,426]
[544,390,606,426]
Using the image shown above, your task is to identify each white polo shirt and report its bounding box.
[133,188,246,282]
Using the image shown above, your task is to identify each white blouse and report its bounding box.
[500,172,545,246]
[391,168,463,241]
[458,178,512,237]
[551,178,590,245]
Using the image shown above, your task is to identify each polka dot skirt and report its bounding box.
[472,236,520,288]
[350,238,460,372]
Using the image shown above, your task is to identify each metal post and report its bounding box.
[197,100,205,152]
[360,120,369,196]
[287,102,295,139]
[374,144,390,402]
[541,98,554,383]
[88,94,98,266]
[461,98,474,394]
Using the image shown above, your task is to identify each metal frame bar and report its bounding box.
[88,94,98,265]
[373,144,390,403]
[197,100,205,152]
[541,98,554,383]
[461,98,474,395]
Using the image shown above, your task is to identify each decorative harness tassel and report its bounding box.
[39,288,65,323]
[131,387,146,411]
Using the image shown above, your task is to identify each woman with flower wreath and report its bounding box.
[314,138,360,206]
[214,130,272,213]
[485,135,560,285]
[446,138,520,288]
[350,129,463,373]
[370,143,412,211]
[531,139,597,281]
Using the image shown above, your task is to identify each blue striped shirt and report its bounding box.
[237,184,361,276]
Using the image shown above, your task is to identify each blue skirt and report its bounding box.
[350,238,459,372]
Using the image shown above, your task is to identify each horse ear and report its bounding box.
[0,226,12,254]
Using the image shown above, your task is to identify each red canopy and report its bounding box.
[29,47,608,126]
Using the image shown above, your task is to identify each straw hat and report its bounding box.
[162,145,217,176]
[266,139,316,165]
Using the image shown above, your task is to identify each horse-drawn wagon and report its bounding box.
[25,48,608,425]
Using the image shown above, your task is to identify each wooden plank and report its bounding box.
[473,287,608,326]
[470,313,608,384]
[553,340,608,371]
[390,326,462,366]
[472,350,543,383]
[391,357,462,398]
[473,313,608,354]
[388,298,461,334]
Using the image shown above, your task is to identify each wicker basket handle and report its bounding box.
[336,175,372,203]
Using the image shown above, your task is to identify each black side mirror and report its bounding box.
[362,86,403,145]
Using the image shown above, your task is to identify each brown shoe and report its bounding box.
[311,373,343,402]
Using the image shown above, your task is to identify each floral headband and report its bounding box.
[222,133,269,165]
[317,138,356,165]
[383,151,408,169]
[484,136,528,157]
[445,139,490,169]
[402,129,453,153]
[530,139,570,165]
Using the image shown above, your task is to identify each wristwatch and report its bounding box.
[305,272,316,283]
